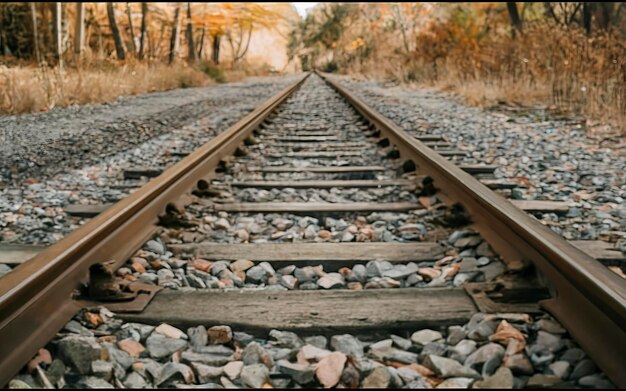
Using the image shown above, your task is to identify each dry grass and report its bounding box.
[345,24,626,134]
[0,62,212,115]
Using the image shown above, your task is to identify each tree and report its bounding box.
[52,2,62,66]
[30,2,41,64]
[212,33,221,64]
[139,2,148,59]
[197,24,205,59]
[74,2,85,57]
[185,2,195,61]
[125,2,137,56]
[107,2,125,60]
[168,4,181,63]
[507,2,523,37]
[582,2,593,35]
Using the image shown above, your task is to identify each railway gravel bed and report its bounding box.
[8,308,612,389]
[333,76,626,244]
[2,74,618,388]
[0,75,300,246]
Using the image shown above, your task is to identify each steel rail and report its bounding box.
[0,73,310,386]
[319,72,626,387]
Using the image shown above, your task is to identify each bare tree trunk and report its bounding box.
[506,2,523,38]
[168,4,181,64]
[185,2,195,62]
[197,25,205,59]
[107,2,125,60]
[31,2,42,63]
[582,3,593,35]
[74,2,85,57]
[139,2,147,59]
[597,2,613,30]
[212,33,220,65]
[125,2,136,56]
[52,2,62,67]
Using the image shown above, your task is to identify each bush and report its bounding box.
[198,61,227,83]
[322,60,339,73]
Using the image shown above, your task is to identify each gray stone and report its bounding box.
[476,242,495,257]
[188,326,208,349]
[317,273,345,289]
[181,351,232,367]
[424,355,480,379]
[269,329,303,349]
[242,341,273,368]
[406,273,424,286]
[245,265,267,284]
[63,320,94,337]
[211,261,230,276]
[304,335,327,349]
[536,318,566,334]
[146,240,165,255]
[191,363,224,383]
[478,262,506,281]
[155,362,194,386]
[194,345,234,356]
[503,353,534,375]
[464,343,504,370]
[570,359,597,380]
[240,364,269,388]
[526,374,564,388]
[382,263,418,279]
[294,267,318,283]
[77,376,114,389]
[352,264,367,282]
[366,260,393,278]
[578,374,614,388]
[421,342,448,357]
[223,361,243,380]
[411,329,442,345]
[363,366,391,388]
[559,348,586,364]
[548,361,570,379]
[449,340,476,361]
[446,326,467,346]
[536,331,564,352]
[146,334,187,359]
[57,335,102,375]
[91,360,113,381]
[473,367,514,389]
[7,380,32,389]
[435,377,474,388]
[207,325,233,345]
[277,360,315,384]
[390,335,412,350]
[279,275,297,290]
[370,339,393,351]
[369,346,418,364]
[330,334,364,357]
[123,372,149,388]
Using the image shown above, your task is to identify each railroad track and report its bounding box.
[0,72,624,388]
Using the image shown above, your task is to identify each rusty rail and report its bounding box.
[0,73,310,386]
[318,72,626,387]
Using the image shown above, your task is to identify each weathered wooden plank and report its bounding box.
[414,135,444,142]
[169,242,445,267]
[458,164,497,174]
[123,168,163,180]
[229,180,412,189]
[266,151,363,158]
[569,240,626,262]
[265,136,340,142]
[248,166,387,174]
[214,202,419,213]
[511,200,570,213]
[435,150,469,157]
[64,204,112,217]
[119,288,476,335]
[479,179,519,190]
[0,244,46,265]
[261,142,369,149]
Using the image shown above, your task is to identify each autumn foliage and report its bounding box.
[290,3,626,130]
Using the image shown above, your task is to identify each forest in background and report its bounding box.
[288,3,626,133]
[0,2,298,115]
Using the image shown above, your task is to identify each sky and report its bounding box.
[292,2,318,17]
